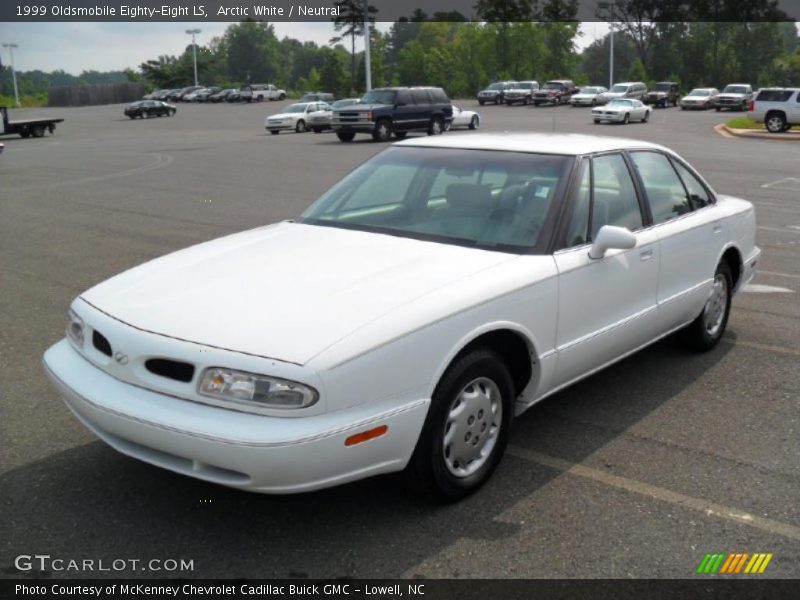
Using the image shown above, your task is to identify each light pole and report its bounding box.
[363,0,372,91]
[598,1,615,89]
[1,42,20,107]
[185,29,201,86]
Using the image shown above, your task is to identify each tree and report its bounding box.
[475,0,536,75]
[319,49,347,96]
[330,0,378,94]
[224,21,280,84]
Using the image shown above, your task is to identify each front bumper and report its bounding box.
[592,111,626,122]
[44,339,429,493]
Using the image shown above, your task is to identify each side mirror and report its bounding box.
[589,225,637,259]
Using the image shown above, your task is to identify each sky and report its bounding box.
[0,21,609,74]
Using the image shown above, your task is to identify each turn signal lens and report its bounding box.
[345,425,388,447]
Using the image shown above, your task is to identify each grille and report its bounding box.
[92,330,113,357]
[145,358,195,383]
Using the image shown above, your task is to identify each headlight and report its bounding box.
[198,367,319,410]
[66,308,84,347]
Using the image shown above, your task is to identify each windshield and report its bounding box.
[608,99,634,107]
[580,87,601,94]
[332,99,358,108]
[487,83,505,90]
[298,147,572,251]
[689,89,711,96]
[723,85,747,94]
[610,85,629,93]
[543,82,563,90]
[654,83,672,91]
[361,90,397,104]
[285,104,310,113]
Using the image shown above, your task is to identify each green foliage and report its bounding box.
[0,92,48,107]
[627,57,648,82]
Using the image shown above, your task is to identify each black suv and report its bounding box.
[645,82,680,108]
[331,87,453,142]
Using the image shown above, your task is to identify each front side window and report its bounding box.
[629,152,692,224]
[299,147,573,251]
[565,160,591,247]
[590,154,643,238]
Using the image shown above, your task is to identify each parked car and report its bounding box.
[155,89,180,101]
[241,84,287,103]
[504,81,540,106]
[444,105,481,130]
[208,88,237,103]
[265,102,332,134]
[645,82,680,108]
[533,80,578,105]
[598,82,648,105]
[747,87,800,133]
[570,86,608,107]
[225,89,243,102]
[194,87,222,103]
[44,133,759,499]
[680,88,719,110]
[308,98,360,133]
[124,100,176,119]
[332,87,453,142]
[169,86,203,102]
[183,87,213,102]
[592,98,650,124]
[477,81,518,105]
[299,92,335,103]
[715,83,754,112]
[143,89,168,100]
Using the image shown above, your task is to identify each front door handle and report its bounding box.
[712,223,723,234]
[640,249,654,261]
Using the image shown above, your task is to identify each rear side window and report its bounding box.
[590,154,643,238]
[671,159,712,209]
[411,89,431,105]
[429,88,449,103]
[629,152,692,224]
[757,90,793,102]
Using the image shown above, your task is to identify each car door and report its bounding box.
[552,153,661,388]
[394,90,415,132]
[627,150,725,330]
[790,90,800,123]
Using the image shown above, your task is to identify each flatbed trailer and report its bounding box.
[1,106,64,138]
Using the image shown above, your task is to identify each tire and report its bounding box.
[444,120,452,132]
[715,107,721,112]
[623,113,630,124]
[591,99,597,107]
[593,119,601,124]
[642,111,650,123]
[279,94,286,101]
[428,116,444,136]
[270,130,279,135]
[681,106,686,110]
[680,260,733,352]
[312,128,322,133]
[394,131,408,139]
[295,120,306,133]
[20,129,30,138]
[766,112,787,133]
[142,112,149,119]
[407,348,514,501]
[32,126,45,138]
[740,102,747,112]
[128,115,135,119]
[469,115,479,130]
[495,96,500,105]
[524,96,530,106]
[372,119,392,142]
[478,100,485,106]
[336,131,356,142]
[170,110,176,116]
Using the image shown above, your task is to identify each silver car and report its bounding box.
[308,98,361,133]
[570,86,608,107]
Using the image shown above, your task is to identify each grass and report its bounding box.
[0,93,49,108]
[727,116,800,131]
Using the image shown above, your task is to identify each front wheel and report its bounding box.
[407,348,514,501]
[372,119,392,142]
[469,115,479,130]
[394,131,408,139]
[336,131,356,142]
[623,113,630,124]
[680,261,733,351]
[295,120,306,133]
[642,111,650,123]
[270,130,279,135]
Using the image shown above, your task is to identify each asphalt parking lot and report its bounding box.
[1,99,799,579]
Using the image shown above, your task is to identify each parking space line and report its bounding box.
[725,339,800,357]
[759,270,800,280]
[759,225,800,234]
[507,446,800,542]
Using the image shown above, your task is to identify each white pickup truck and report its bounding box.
[240,84,287,103]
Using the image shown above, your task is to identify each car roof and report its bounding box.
[395,133,668,156]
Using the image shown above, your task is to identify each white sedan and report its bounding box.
[570,86,608,106]
[592,98,651,124]
[444,105,480,130]
[265,102,331,134]
[44,134,759,500]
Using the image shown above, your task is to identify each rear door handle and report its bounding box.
[712,223,723,234]
[640,249,654,261]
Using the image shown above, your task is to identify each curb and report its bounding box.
[715,124,800,141]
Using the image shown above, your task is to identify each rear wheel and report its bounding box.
[478,100,485,106]
[407,348,514,501]
[336,131,356,142]
[680,261,733,351]
[766,112,787,133]
[32,125,45,137]
[428,116,444,136]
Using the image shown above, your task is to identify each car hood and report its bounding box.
[718,93,745,99]
[572,93,595,99]
[337,102,390,110]
[648,91,668,96]
[80,222,519,366]
[601,92,627,98]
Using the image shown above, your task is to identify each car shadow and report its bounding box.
[0,334,731,579]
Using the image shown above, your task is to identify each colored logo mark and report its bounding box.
[696,552,773,574]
